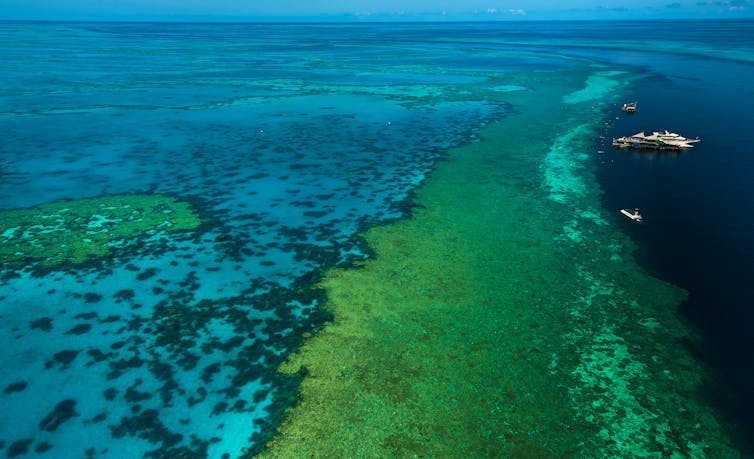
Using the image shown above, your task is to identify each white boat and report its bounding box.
[620,208,643,222]
[621,102,637,113]
[652,130,701,144]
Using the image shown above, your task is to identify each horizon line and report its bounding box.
[3,17,754,24]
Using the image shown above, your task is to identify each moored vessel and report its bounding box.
[621,102,637,113]
[620,208,643,222]
[612,130,700,151]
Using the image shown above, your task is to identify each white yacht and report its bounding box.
[652,130,701,144]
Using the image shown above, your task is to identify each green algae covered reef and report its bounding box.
[259,67,742,458]
[0,194,201,270]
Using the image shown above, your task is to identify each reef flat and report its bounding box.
[259,68,740,457]
[0,194,201,270]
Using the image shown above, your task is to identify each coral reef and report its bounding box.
[0,194,201,270]
[258,69,740,458]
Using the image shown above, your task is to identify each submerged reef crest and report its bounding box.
[258,69,741,458]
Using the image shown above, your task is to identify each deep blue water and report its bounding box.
[498,19,754,445]
[592,29,754,446]
[1,19,753,458]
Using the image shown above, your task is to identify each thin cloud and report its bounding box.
[477,7,525,15]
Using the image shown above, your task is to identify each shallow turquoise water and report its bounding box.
[1,20,753,458]
[0,22,509,458]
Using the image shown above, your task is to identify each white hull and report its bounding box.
[612,130,700,151]
[621,208,643,222]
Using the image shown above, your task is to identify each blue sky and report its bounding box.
[1,0,753,21]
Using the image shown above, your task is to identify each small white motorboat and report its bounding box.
[620,208,643,222]
[621,102,637,113]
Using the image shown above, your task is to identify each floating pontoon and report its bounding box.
[612,130,700,151]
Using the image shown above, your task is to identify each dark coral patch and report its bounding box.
[46,349,80,369]
[200,363,221,384]
[65,323,92,335]
[7,439,33,458]
[30,317,53,332]
[86,349,113,365]
[211,401,228,416]
[303,210,329,219]
[3,381,28,394]
[136,268,159,281]
[111,409,182,448]
[34,441,53,453]
[106,355,145,380]
[125,380,154,403]
[39,399,79,432]
[74,312,98,320]
[103,387,118,401]
[84,293,103,303]
[114,289,136,301]
[253,388,269,403]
